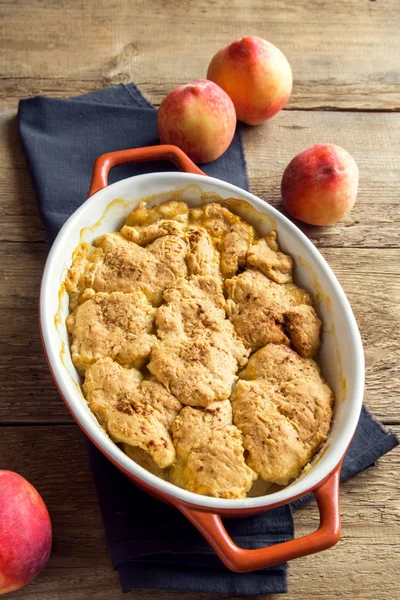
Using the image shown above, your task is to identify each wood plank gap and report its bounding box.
[1,239,49,245]
[284,106,400,113]
[0,421,75,427]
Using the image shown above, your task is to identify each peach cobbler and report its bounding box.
[65,200,333,498]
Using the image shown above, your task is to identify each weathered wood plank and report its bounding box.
[0,244,398,423]
[243,110,400,248]
[0,425,398,600]
[1,108,400,247]
[0,0,399,110]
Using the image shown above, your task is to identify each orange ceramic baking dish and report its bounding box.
[40,145,364,572]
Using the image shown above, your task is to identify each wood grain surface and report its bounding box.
[0,0,399,599]
[0,425,398,600]
[1,0,400,110]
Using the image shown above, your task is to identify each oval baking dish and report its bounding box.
[40,145,364,572]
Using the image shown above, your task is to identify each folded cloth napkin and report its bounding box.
[18,83,398,596]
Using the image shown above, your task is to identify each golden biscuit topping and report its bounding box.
[65,200,333,498]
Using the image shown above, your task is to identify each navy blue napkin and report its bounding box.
[18,82,398,596]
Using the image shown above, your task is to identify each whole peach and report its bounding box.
[207,36,292,125]
[157,79,236,164]
[281,144,359,226]
[0,471,52,595]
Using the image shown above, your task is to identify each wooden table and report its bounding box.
[1,1,399,598]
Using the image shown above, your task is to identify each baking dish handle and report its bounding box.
[88,145,206,196]
[177,464,341,573]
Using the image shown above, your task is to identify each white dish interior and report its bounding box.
[40,172,364,510]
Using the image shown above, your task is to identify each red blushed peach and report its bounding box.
[281,144,359,226]
[157,79,236,164]
[0,471,52,595]
[207,36,292,125]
